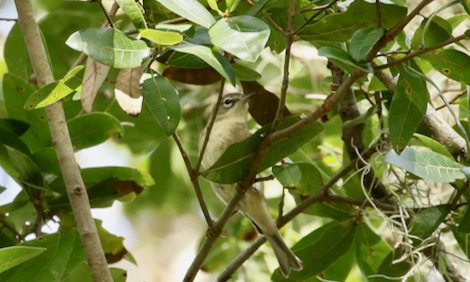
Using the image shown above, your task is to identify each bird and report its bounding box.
[198,92,303,277]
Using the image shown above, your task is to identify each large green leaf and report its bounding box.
[299,0,407,42]
[421,49,470,85]
[48,166,154,209]
[209,16,270,62]
[272,220,356,281]
[2,74,50,151]
[141,76,181,136]
[66,28,151,69]
[354,224,392,278]
[453,227,470,260]
[458,205,470,232]
[350,27,385,61]
[68,112,124,150]
[170,42,235,85]
[116,0,148,30]
[411,16,452,49]
[388,66,428,152]
[0,145,43,191]
[0,246,46,274]
[0,231,93,282]
[384,147,465,182]
[3,23,33,80]
[373,249,413,282]
[409,205,450,243]
[272,162,323,195]
[24,66,85,109]
[318,46,371,73]
[203,117,324,184]
[157,0,215,28]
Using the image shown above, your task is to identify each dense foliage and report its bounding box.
[1,0,470,281]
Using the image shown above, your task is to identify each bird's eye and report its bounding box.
[222,98,234,108]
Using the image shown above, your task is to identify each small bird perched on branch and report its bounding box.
[199,93,302,277]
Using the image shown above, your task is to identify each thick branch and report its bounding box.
[330,63,390,200]
[14,1,112,281]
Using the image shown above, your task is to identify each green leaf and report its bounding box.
[232,64,262,81]
[49,166,154,209]
[116,0,148,30]
[0,145,43,189]
[0,119,29,136]
[3,23,33,80]
[142,75,181,136]
[0,123,30,155]
[411,133,453,159]
[421,49,470,85]
[203,117,324,184]
[453,227,470,260]
[2,75,51,150]
[25,66,85,109]
[411,16,452,49]
[0,231,92,282]
[96,220,127,263]
[272,162,323,194]
[350,27,385,61]
[68,112,124,150]
[409,205,451,243]
[0,246,46,274]
[209,16,270,62]
[272,220,356,281]
[170,42,235,85]
[373,249,413,282]
[139,29,183,46]
[354,224,392,277]
[388,66,428,151]
[157,0,215,28]
[458,205,470,232]
[66,28,151,69]
[384,147,465,182]
[318,46,371,73]
[299,0,406,42]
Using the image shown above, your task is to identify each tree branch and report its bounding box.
[172,133,213,226]
[375,32,469,71]
[330,62,390,200]
[14,1,112,281]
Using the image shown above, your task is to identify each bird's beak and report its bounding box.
[240,92,255,104]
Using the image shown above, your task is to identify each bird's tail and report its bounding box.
[265,230,303,278]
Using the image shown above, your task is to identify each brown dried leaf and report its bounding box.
[162,66,222,85]
[115,67,144,116]
[81,58,111,112]
[241,81,292,126]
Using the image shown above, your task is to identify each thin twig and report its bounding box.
[172,134,213,226]
[0,18,17,22]
[195,79,226,173]
[271,0,295,131]
[294,0,339,34]
[375,32,469,71]
[375,0,382,28]
[96,0,115,28]
[365,0,434,61]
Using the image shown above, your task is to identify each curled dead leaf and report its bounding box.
[115,67,144,116]
[81,58,110,112]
